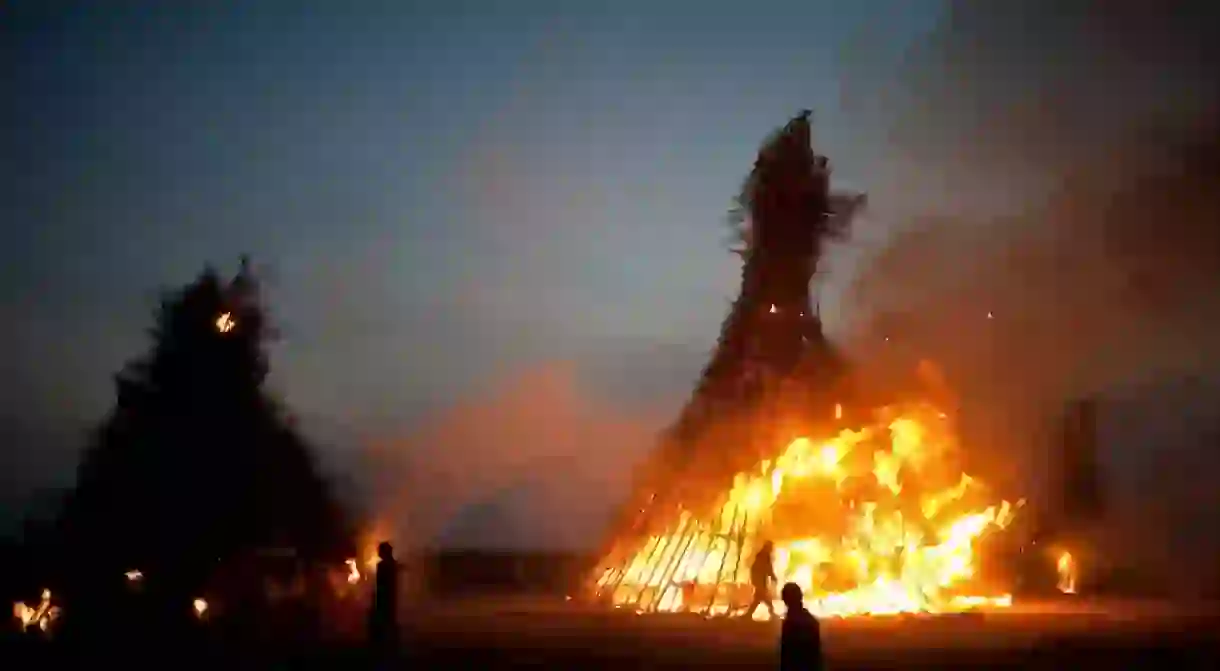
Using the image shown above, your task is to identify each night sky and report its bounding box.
[3,1,1219,573]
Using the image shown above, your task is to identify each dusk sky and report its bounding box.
[4,1,1219,568]
[0,1,944,422]
[1,1,939,513]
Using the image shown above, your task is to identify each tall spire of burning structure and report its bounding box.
[720,109,865,397]
[588,112,1021,620]
[611,111,866,536]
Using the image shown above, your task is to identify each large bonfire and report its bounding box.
[591,401,1021,619]
[588,111,1021,619]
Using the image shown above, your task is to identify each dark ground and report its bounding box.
[398,596,1220,669]
[10,596,1219,669]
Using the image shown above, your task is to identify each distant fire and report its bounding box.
[193,598,209,618]
[594,403,1021,620]
[215,312,235,333]
[125,569,144,582]
[1056,552,1077,594]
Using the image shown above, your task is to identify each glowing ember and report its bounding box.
[593,404,1021,620]
[12,588,58,633]
[193,598,209,618]
[1056,551,1077,594]
[345,559,362,584]
[215,312,235,333]
[125,569,144,582]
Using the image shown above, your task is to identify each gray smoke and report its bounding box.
[839,0,1220,597]
[841,0,1220,596]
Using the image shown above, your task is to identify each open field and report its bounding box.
[396,596,1220,669]
[8,595,1220,668]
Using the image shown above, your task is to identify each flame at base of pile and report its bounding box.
[592,403,1022,620]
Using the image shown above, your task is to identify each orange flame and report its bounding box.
[1056,551,1077,594]
[594,403,1020,620]
[12,588,58,633]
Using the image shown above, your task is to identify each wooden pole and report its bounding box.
[727,510,751,616]
[628,517,690,609]
[649,526,702,612]
[604,535,660,603]
[704,503,742,614]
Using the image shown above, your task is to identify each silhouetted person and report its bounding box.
[369,542,399,658]
[745,540,778,619]
[780,583,823,671]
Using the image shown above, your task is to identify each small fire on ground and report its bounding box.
[13,550,381,635]
[345,545,383,584]
[12,589,58,633]
[594,403,1022,620]
[1056,551,1077,594]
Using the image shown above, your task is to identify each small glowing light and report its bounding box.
[193,598,209,618]
[345,558,361,584]
[986,311,994,320]
[216,312,235,333]
[125,570,143,582]
[769,304,778,314]
[834,403,843,420]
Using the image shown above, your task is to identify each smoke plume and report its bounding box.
[357,361,677,552]
[842,0,1220,595]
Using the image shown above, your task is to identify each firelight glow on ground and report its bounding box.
[594,403,1023,620]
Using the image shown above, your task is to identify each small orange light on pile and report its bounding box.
[192,598,209,618]
[216,312,235,333]
[345,558,361,584]
[834,403,842,420]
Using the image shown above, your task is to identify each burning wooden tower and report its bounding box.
[600,111,861,548]
[587,113,1020,619]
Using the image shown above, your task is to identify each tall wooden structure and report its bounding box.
[596,111,866,570]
